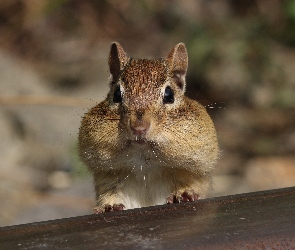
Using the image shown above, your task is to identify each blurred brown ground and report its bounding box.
[0,0,294,227]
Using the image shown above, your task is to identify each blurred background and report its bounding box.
[0,0,295,227]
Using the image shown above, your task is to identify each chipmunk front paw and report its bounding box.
[166,190,199,204]
[93,203,125,214]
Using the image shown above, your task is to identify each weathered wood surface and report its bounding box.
[0,187,295,249]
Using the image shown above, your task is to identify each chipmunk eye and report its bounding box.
[113,86,122,103]
[163,86,174,104]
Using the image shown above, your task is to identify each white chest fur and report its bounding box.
[114,143,171,209]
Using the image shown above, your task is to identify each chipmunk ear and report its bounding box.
[167,43,188,91]
[109,42,129,79]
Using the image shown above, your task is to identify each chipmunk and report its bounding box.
[78,42,219,213]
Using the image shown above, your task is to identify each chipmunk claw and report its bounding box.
[112,203,125,211]
[181,190,199,202]
[166,192,182,204]
[93,203,125,214]
[166,190,199,204]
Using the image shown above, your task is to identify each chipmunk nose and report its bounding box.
[130,109,151,137]
[131,120,150,136]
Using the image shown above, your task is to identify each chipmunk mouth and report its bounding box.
[132,135,147,144]
[125,134,149,145]
[126,136,157,148]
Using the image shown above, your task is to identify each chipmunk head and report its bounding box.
[107,42,188,143]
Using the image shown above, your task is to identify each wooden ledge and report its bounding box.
[1,187,295,249]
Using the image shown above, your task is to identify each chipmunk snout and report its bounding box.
[130,110,151,136]
[131,120,150,136]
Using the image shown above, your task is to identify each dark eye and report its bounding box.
[113,86,122,103]
[163,86,174,104]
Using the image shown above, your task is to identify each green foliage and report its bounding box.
[285,0,295,22]
[44,0,70,14]
[187,30,216,77]
[279,0,295,46]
